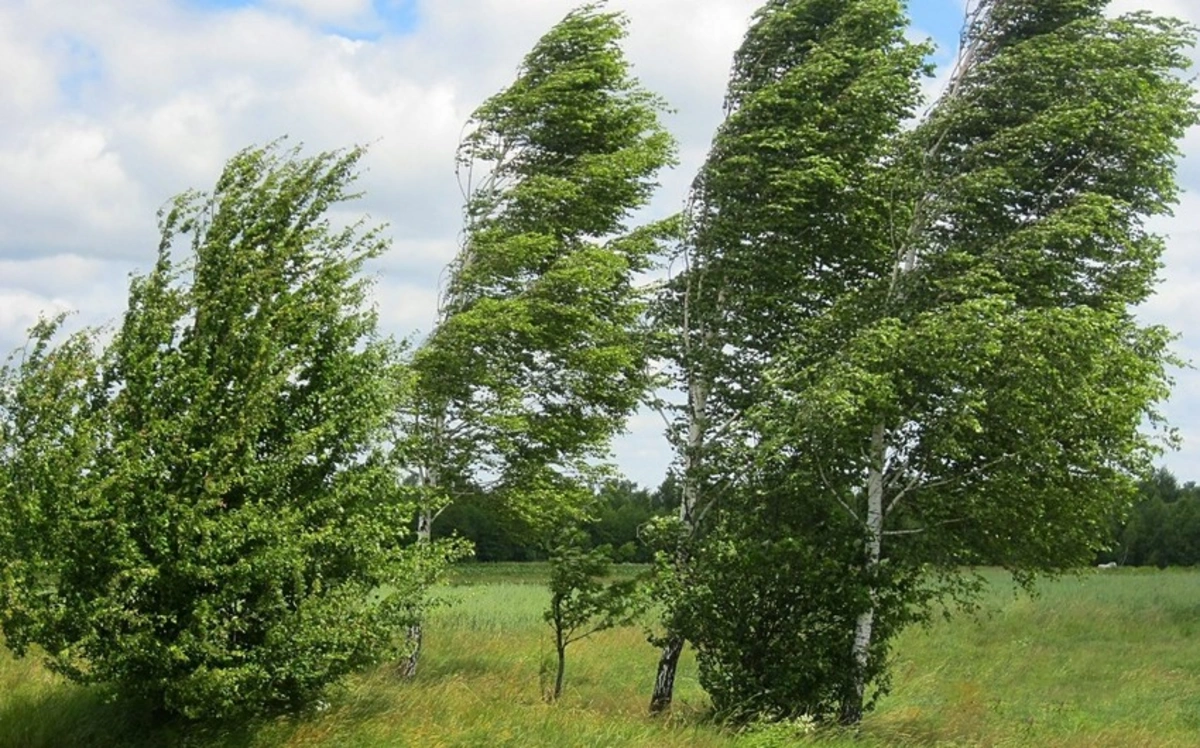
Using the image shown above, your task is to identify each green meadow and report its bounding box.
[1,565,1197,747]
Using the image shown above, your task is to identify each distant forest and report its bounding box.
[443,468,1200,567]
[438,475,680,563]
[1098,468,1200,567]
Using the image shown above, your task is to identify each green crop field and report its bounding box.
[1,565,1197,747]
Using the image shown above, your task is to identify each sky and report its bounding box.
[1,0,1197,490]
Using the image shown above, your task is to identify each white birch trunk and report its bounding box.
[679,378,707,532]
[400,505,433,679]
[401,414,443,679]
[416,506,433,544]
[842,421,886,724]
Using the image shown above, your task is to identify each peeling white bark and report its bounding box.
[843,421,886,724]
[402,415,443,679]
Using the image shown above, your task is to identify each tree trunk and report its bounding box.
[553,639,567,701]
[649,635,684,714]
[842,421,886,725]
[649,373,707,715]
[400,508,433,678]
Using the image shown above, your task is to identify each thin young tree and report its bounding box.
[543,529,641,702]
[399,1,676,675]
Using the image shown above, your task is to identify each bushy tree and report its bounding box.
[0,143,458,720]
[681,496,887,722]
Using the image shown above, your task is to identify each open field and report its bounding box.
[1,566,1197,747]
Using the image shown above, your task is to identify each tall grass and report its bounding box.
[1,567,1197,747]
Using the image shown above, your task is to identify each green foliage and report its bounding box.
[435,477,669,562]
[0,143,461,720]
[405,1,678,539]
[668,0,932,410]
[769,302,1176,573]
[660,0,1199,726]
[543,530,642,700]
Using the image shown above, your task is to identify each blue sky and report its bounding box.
[910,0,973,53]
[182,0,965,50]
[186,0,419,39]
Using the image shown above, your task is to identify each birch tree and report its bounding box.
[647,0,929,714]
[399,1,676,674]
[735,0,1196,724]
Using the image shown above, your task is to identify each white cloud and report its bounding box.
[373,280,439,336]
[0,5,57,118]
[1109,0,1197,23]
[0,121,147,256]
[269,0,374,25]
[0,290,74,342]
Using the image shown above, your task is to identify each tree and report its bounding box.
[585,479,664,562]
[398,1,676,674]
[647,0,929,714]
[436,488,545,562]
[734,0,1196,724]
[543,529,641,701]
[433,478,666,562]
[0,143,458,719]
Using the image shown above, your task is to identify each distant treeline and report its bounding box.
[443,467,1200,568]
[1099,468,1200,567]
[439,476,680,563]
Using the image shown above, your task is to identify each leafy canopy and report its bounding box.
[408,1,678,530]
[662,0,1198,724]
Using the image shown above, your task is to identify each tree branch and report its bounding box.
[817,459,861,524]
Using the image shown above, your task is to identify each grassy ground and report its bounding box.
[1,566,1197,747]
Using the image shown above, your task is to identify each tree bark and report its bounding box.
[553,636,567,701]
[649,635,684,714]
[649,371,707,714]
[400,508,433,678]
[842,421,886,725]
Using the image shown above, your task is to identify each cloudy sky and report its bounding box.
[1,0,1197,489]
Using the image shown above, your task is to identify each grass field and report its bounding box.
[1,565,1198,747]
